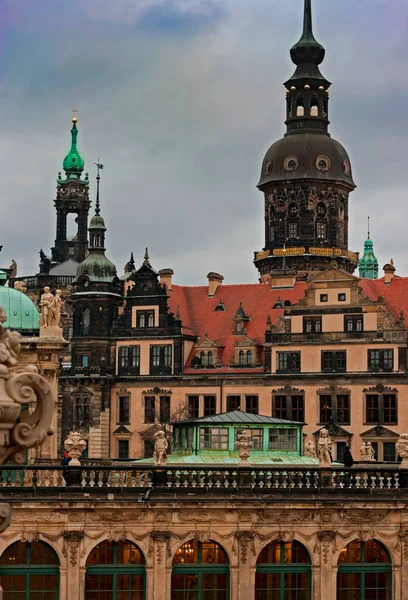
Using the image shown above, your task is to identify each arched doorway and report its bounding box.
[255,540,311,599]
[337,540,391,600]
[85,539,145,599]
[172,539,229,599]
[0,540,59,598]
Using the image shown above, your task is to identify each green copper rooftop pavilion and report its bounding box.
[255,0,358,280]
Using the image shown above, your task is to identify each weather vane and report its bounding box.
[95,158,104,178]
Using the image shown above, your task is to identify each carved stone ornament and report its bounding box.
[64,431,87,466]
[63,531,84,566]
[235,430,253,465]
[177,512,226,523]
[304,439,316,458]
[317,531,336,564]
[0,307,54,465]
[396,434,408,468]
[360,441,376,462]
[40,287,64,329]
[235,531,255,564]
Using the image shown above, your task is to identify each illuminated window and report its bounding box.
[337,540,391,600]
[256,541,311,599]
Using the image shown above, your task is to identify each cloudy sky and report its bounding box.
[1,0,407,284]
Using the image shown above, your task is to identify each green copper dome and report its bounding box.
[359,228,379,280]
[0,274,40,332]
[63,117,85,175]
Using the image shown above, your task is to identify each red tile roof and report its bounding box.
[166,273,408,372]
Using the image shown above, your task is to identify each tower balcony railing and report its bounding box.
[0,464,404,496]
[254,247,359,263]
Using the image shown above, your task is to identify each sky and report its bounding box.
[0,0,407,285]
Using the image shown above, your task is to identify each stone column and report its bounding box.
[150,531,171,600]
[317,531,336,600]
[235,531,255,600]
[62,531,84,600]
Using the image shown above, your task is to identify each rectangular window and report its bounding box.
[118,396,130,424]
[235,428,263,450]
[320,294,328,303]
[118,440,129,459]
[291,395,305,422]
[144,396,155,424]
[144,440,154,458]
[322,351,347,373]
[288,223,299,239]
[319,395,333,424]
[227,396,241,412]
[338,293,346,302]
[200,427,228,450]
[270,226,275,242]
[383,394,397,425]
[273,395,287,420]
[119,346,129,369]
[129,346,140,374]
[188,396,199,419]
[365,395,379,424]
[277,352,301,373]
[303,317,322,334]
[316,222,327,239]
[368,349,394,372]
[159,396,171,423]
[337,395,350,425]
[81,355,89,368]
[344,316,363,333]
[203,395,216,416]
[269,428,297,451]
[245,396,259,414]
[336,441,347,464]
[383,442,396,462]
[118,346,140,375]
[150,345,172,374]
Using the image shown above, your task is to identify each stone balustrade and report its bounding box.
[0,464,404,494]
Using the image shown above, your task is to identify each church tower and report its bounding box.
[51,115,91,266]
[254,0,358,281]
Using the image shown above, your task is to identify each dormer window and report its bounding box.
[236,322,243,333]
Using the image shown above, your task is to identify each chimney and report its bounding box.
[383,260,396,285]
[207,272,224,297]
[159,268,174,291]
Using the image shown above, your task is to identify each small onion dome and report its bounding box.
[89,214,106,230]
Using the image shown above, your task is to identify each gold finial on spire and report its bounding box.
[72,109,78,123]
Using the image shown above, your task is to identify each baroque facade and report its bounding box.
[1,2,407,600]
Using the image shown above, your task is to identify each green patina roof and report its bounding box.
[173,410,304,426]
[135,452,319,466]
[0,277,40,331]
[74,254,117,283]
[63,118,85,174]
[359,234,379,279]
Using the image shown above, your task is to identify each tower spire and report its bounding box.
[63,113,85,177]
[94,160,104,216]
[367,216,370,240]
[303,0,313,37]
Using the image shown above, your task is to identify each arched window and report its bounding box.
[200,352,207,366]
[296,98,305,117]
[139,313,146,328]
[148,313,154,327]
[208,351,213,366]
[337,540,391,600]
[247,351,253,365]
[86,540,145,600]
[172,539,229,600]
[310,97,319,116]
[81,308,91,336]
[239,350,245,365]
[256,540,311,599]
[0,540,59,598]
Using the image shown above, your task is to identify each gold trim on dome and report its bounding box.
[255,250,270,260]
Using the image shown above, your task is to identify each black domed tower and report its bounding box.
[254,0,358,280]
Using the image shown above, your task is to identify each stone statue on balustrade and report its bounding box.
[304,439,316,458]
[154,430,168,466]
[318,429,332,465]
[40,287,65,333]
[396,434,408,468]
[235,430,254,465]
[360,441,376,462]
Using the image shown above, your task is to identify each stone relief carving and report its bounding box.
[62,531,84,566]
[177,512,226,523]
[235,531,255,563]
[151,531,171,565]
[339,510,390,524]
[258,510,316,523]
[304,440,316,458]
[315,531,336,564]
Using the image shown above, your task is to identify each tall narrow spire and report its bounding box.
[288,0,326,79]
[367,216,370,240]
[303,0,313,37]
[94,160,104,216]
